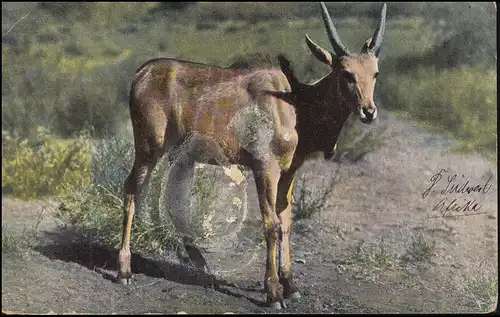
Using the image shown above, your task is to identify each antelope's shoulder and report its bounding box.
[244,68,291,94]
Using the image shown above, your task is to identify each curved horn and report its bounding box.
[305,34,334,65]
[369,3,387,57]
[319,2,350,56]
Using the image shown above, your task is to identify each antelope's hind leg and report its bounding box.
[117,149,164,285]
[117,96,168,285]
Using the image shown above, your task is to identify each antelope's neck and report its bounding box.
[293,80,351,157]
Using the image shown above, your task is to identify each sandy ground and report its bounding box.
[2,114,498,314]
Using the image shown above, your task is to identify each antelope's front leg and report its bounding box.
[252,161,286,309]
[277,171,301,300]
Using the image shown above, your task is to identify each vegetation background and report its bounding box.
[1,2,497,314]
[2,0,497,257]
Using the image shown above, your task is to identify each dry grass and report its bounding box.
[1,207,44,257]
[401,232,437,264]
[342,230,440,283]
[455,262,498,312]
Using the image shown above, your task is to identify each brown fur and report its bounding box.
[117,2,387,309]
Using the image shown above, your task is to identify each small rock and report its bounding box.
[177,312,187,314]
[295,259,306,264]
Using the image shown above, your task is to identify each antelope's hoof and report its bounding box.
[266,280,286,309]
[268,297,287,310]
[286,291,302,301]
[203,274,217,290]
[115,276,134,285]
[269,300,287,310]
[176,245,190,262]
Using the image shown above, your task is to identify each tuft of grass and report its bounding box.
[343,232,440,278]
[1,208,44,257]
[346,239,399,270]
[292,163,341,221]
[373,242,399,269]
[401,233,437,264]
[341,238,400,283]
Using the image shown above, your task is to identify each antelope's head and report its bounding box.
[306,2,387,124]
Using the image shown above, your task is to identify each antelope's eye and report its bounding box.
[343,70,356,83]
[374,72,379,79]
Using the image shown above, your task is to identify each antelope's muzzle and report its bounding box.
[359,106,377,124]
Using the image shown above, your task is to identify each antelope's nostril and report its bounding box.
[362,108,374,119]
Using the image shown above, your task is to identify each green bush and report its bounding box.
[1,127,91,200]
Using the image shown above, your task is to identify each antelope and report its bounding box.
[117,2,387,309]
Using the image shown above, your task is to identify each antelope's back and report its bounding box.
[130,58,297,166]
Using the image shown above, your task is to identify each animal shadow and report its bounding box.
[34,227,267,308]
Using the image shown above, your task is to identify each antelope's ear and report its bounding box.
[278,54,300,90]
[361,37,372,54]
[305,34,333,66]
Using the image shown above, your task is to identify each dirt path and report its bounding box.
[2,115,498,314]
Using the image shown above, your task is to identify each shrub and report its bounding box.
[56,135,176,254]
[56,134,228,256]
[1,127,91,200]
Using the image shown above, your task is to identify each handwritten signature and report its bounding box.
[422,169,493,218]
